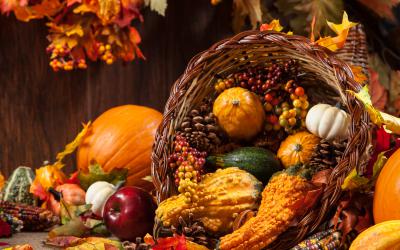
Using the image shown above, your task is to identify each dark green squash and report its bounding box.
[206,147,281,183]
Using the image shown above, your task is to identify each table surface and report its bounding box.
[1,232,54,249]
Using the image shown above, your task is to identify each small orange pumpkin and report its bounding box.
[213,87,265,140]
[373,148,400,223]
[77,105,162,191]
[48,183,86,216]
[277,131,320,168]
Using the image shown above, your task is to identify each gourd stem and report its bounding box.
[232,100,240,106]
[48,187,62,201]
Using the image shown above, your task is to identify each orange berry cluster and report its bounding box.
[168,135,207,203]
[47,44,87,71]
[97,43,115,65]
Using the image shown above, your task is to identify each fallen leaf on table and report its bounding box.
[3,244,33,250]
[49,217,88,238]
[45,236,84,247]
[66,237,122,250]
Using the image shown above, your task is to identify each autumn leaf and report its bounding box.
[274,0,343,36]
[350,65,368,84]
[11,0,62,22]
[97,0,121,24]
[342,151,387,191]
[260,19,283,32]
[347,85,384,126]
[0,172,4,191]
[55,122,91,167]
[232,0,262,33]
[144,0,167,16]
[357,0,400,22]
[369,68,388,110]
[316,11,357,51]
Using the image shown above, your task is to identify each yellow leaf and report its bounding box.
[55,122,91,166]
[326,11,357,35]
[347,85,384,126]
[97,0,120,24]
[350,65,368,84]
[381,112,400,135]
[65,237,122,250]
[73,3,97,14]
[316,11,358,51]
[342,151,387,191]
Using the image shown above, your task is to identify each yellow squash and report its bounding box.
[350,220,400,250]
[155,167,262,235]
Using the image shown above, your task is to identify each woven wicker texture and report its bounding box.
[151,30,372,249]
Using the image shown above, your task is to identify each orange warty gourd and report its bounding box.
[213,87,265,140]
[373,148,400,223]
[277,131,320,168]
[77,105,162,191]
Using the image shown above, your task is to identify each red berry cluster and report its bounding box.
[46,44,87,71]
[168,135,207,202]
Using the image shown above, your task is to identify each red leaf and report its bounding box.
[152,235,187,250]
[65,171,80,185]
[312,169,332,186]
[114,7,142,27]
[67,0,81,6]
[369,69,388,111]
[30,181,49,201]
[104,243,119,250]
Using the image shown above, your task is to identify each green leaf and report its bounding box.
[78,163,128,190]
[60,199,92,224]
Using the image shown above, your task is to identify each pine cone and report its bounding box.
[254,130,286,153]
[176,102,223,152]
[122,237,151,250]
[309,139,347,171]
[0,201,59,231]
[154,213,217,248]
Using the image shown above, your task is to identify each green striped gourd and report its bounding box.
[1,166,36,205]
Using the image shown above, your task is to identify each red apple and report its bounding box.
[103,186,156,241]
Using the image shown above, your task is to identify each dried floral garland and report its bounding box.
[0,0,167,71]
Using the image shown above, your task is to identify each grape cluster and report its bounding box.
[168,135,207,203]
[47,44,87,71]
[213,60,310,133]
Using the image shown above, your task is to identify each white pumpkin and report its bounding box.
[85,181,117,217]
[306,103,350,140]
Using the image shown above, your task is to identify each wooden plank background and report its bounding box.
[0,0,233,176]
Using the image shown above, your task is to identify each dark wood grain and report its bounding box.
[0,0,233,177]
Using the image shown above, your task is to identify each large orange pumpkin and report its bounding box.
[77,105,162,191]
[373,148,400,223]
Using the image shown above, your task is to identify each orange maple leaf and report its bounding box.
[350,65,368,84]
[316,12,357,51]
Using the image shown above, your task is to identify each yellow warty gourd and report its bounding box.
[155,167,262,235]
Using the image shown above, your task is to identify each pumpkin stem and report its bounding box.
[294,144,303,152]
[232,100,240,106]
[114,181,126,190]
[48,187,62,201]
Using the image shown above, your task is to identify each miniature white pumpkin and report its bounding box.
[85,181,117,217]
[306,103,350,140]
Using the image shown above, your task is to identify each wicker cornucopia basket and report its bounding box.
[151,30,373,249]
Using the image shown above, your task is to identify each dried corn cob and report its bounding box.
[291,229,347,250]
[0,211,23,233]
[0,201,59,231]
